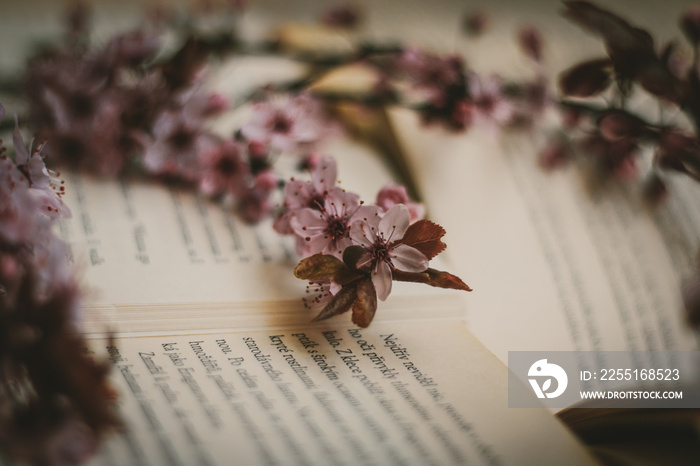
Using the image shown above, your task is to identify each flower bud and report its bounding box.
[462,11,489,37]
[518,26,543,62]
[597,110,642,141]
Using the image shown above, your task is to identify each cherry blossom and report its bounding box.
[241,94,337,155]
[12,117,71,219]
[350,204,428,300]
[274,156,339,234]
[291,188,374,258]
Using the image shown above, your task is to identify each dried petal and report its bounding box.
[351,278,377,328]
[396,219,446,260]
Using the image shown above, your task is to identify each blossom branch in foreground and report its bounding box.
[294,205,470,327]
[0,108,120,464]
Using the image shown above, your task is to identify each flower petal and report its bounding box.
[378,204,410,241]
[312,156,337,194]
[291,208,327,236]
[13,116,30,165]
[372,261,393,301]
[391,244,429,272]
[350,220,375,248]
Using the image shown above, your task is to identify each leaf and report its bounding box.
[542,379,552,392]
[392,268,472,292]
[562,1,680,102]
[558,58,612,97]
[396,220,446,260]
[351,278,377,328]
[294,254,346,280]
[294,254,364,284]
[313,284,357,322]
[562,1,654,54]
[343,245,368,270]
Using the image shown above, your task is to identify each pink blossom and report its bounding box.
[241,94,337,155]
[350,204,428,301]
[142,109,217,180]
[468,73,515,129]
[302,280,342,310]
[12,117,70,219]
[274,156,338,234]
[400,48,463,93]
[291,189,373,258]
[198,139,249,197]
[237,185,273,224]
[375,183,424,223]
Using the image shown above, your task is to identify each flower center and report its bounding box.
[168,125,195,150]
[370,239,391,265]
[308,194,325,211]
[324,216,349,241]
[271,112,292,134]
[216,156,239,175]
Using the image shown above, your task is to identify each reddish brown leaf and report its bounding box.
[351,278,377,328]
[294,254,364,284]
[396,220,446,260]
[558,58,612,97]
[313,284,357,322]
[343,245,369,270]
[392,268,472,291]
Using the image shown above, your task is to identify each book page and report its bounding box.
[389,108,699,362]
[59,104,463,335]
[86,319,595,466]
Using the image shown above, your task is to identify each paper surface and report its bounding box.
[87,320,595,466]
[390,108,699,362]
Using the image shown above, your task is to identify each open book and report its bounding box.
[48,64,596,463]
[31,2,697,464]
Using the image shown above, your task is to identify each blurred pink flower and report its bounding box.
[375,183,424,223]
[198,140,249,197]
[241,94,337,155]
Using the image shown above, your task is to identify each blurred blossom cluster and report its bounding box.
[359,30,549,133]
[540,2,700,204]
[0,106,119,464]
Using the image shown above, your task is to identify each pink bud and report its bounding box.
[463,11,489,37]
[517,26,543,62]
[247,140,268,159]
[204,93,229,116]
[255,170,278,192]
